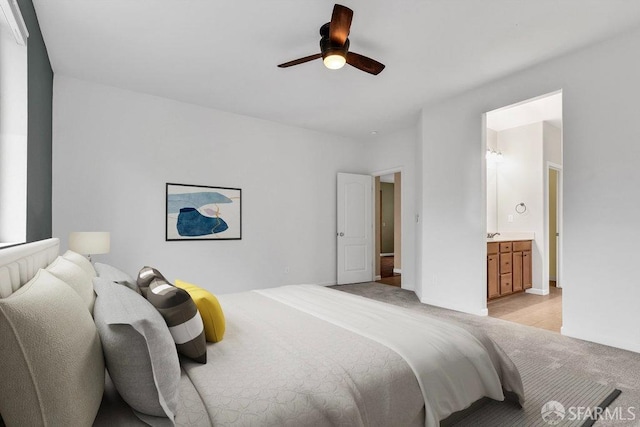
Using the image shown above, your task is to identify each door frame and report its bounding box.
[371,167,403,288]
[546,162,563,288]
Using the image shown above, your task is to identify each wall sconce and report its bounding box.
[69,232,110,262]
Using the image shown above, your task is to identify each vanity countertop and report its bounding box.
[487,232,534,242]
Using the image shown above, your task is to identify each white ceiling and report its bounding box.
[32,1,640,139]
[486,91,562,132]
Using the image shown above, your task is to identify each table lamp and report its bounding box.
[68,232,110,262]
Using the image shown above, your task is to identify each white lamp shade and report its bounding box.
[68,232,110,255]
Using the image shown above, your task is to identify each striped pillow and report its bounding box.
[136,266,167,298]
[137,267,207,364]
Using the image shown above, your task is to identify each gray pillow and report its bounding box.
[93,277,180,421]
[94,262,141,294]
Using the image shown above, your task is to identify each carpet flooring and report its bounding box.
[331,282,640,426]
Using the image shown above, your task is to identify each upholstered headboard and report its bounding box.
[0,238,60,298]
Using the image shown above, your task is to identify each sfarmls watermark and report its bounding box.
[541,400,636,425]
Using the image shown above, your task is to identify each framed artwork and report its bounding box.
[166,183,242,241]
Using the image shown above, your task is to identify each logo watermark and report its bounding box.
[541,400,637,425]
[541,401,565,425]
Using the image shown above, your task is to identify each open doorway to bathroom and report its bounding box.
[484,91,563,333]
[374,172,401,287]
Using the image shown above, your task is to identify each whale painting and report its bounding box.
[166,183,242,240]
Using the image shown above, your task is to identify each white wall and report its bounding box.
[52,76,368,294]
[497,123,545,293]
[363,126,418,291]
[544,122,562,165]
[0,21,28,244]
[419,26,640,352]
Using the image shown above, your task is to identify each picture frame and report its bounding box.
[166,183,242,241]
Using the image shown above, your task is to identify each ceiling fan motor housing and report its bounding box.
[320,25,349,60]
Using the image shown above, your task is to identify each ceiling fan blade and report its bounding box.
[329,4,353,45]
[277,53,322,68]
[346,52,385,75]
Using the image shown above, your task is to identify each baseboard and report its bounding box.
[374,275,382,280]
[393,268,402,274]
[549,276,557,281]
[313,281,337,287]
[525,288,549,296]
[419,296,488,316]
[561,326,640,354]
[380,253,394,257]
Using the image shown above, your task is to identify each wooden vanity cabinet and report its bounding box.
[487,239,532,299]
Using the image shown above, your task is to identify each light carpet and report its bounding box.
[332,282,637,427]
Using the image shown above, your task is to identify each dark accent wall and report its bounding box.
[17,0,53,241]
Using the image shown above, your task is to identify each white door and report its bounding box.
[337,173,373,285]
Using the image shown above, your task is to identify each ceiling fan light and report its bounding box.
[323,53,346,70]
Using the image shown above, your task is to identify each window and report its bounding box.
[0,0,28,246]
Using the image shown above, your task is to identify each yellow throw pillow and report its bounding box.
[174,279,225,343]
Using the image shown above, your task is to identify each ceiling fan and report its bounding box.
[277,4,385,75]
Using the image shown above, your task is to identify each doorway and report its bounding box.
[374,172,401,287]
[548,165,562,289]
[484,91,563,332]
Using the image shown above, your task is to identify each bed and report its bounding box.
[0,238,524,426]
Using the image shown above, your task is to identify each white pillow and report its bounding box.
[62,249,97,278]
[0,269,104,426]
[46,256,96,312]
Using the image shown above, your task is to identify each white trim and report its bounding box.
[546,161,563,290]
[525,288,549,296]
[561,326,640,354]
[393,268,402,274]
[374,275,382,280]
[420,295,489,317]
[371,167,406,291]
[0,0,29,45]
[313,281,338,287]
[380,252,394,257]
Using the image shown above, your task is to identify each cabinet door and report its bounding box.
[500,273,513,295]
[512,251,523,291]
[487,255,499,299]
[523,251,532,289]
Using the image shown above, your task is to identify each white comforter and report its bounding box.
[256,285,524,427]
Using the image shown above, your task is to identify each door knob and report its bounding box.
[338,232,344,237]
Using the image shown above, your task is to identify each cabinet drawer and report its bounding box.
[500,253,512,273]
[500,273,513,295]
[487,242,499,254]
[499,242,512,253]
[513,240,532,251]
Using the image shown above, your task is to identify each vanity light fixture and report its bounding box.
[486,149,504,163]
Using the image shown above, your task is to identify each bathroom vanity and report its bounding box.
[487,239,532,299]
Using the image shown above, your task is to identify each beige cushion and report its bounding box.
[46,256,96,312]
[0,269,104,426]
[62,249,97,278]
